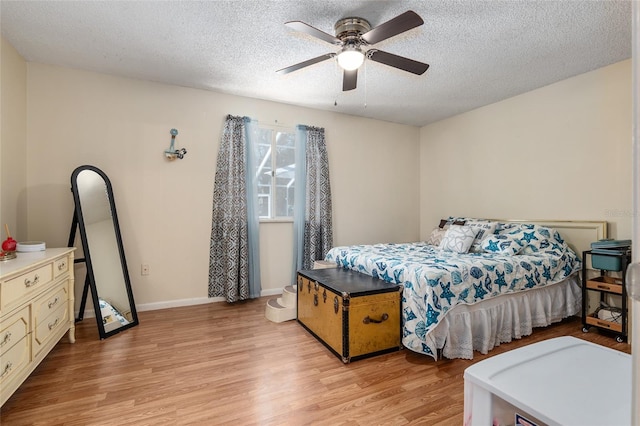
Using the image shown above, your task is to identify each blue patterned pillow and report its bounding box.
[495,222,520,233]
[493,223,571,257]
[439,225,479,254]
[503,225,556,255]
[447,216,491,224]
[481,234,524,255]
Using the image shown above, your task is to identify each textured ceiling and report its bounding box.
[0,1,632,127]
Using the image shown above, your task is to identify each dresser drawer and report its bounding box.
[0,306,30,357]
[34,283,68,324]
[53,255,70,279]
[0,334,30,388]
[1,264,53,311]
[33,301,68,357]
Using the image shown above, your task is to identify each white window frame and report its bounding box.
[254,124,295,222]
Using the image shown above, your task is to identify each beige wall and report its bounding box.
[420,59,632,240]
[24,63,420,309]
[1,36,28,241]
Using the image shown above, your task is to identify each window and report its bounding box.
[254,126,295,219]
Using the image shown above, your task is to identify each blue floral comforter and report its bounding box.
[324,224,581,359]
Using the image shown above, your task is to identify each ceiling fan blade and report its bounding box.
[361,11,424,45]
[367,49,429,75]
[285,21,342,45]
[343,69,357,91]
[276,53,335,74]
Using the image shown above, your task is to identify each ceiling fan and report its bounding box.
[276,10,429,91]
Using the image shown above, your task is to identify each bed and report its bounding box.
[324,218,606,360]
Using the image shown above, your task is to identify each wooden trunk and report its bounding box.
[297,268,402,363]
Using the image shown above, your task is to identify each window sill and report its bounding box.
[259,218,294,224]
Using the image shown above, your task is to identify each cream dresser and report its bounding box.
[0,248,75,406]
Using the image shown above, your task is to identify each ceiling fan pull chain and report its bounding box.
[334,59,340,107]
[364,60,367,108]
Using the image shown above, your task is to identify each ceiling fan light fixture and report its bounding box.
[336,46,365,71]
[279,11,428,91]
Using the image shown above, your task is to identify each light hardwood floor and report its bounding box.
[1,298,630,425]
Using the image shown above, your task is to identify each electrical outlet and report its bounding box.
[141,264,150,276]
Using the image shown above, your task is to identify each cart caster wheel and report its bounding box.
[582,326,590,333]
[616,336,624,343]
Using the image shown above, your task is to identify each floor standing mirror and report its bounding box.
[69,165,139,339]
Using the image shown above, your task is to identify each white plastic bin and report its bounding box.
[463,336,632,426]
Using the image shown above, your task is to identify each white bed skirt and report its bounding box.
[427,274,582,360]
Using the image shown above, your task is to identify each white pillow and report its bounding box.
[481,234,524,255]
[439,225,479,254]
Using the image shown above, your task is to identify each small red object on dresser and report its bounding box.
[2,224,17,252]
[2,237,17,252]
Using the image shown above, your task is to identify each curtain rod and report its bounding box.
[256,119,295,129]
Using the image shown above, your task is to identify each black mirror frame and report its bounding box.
[70,165,139,339]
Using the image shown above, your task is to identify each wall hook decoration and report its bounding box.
[165,128,187,160]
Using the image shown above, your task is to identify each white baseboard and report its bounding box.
[76,308,96,319]
[261,288,285,297]
[77,288,286,317]
[136,296,221,312]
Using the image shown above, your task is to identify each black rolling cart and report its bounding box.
[581,248,631,343]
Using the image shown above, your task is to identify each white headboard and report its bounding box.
[494,219,607,257]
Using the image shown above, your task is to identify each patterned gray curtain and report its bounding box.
[209,115,259,302]
[292,125,333,275]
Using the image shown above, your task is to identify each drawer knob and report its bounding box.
[58,261,66,271]
[24,274,40,287]
[363,313,389,324]
[48,297,60,309]
[313,294,318,306]
[48,318,59,331]
[1,361,13,378]
[334,296,339,314]
[0,332,11,347]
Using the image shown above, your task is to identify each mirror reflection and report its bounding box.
[71,165,139,338]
